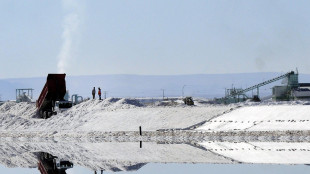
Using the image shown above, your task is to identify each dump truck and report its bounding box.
[183,97,194,105]
[36,74,72,119]
[37,152,73,174]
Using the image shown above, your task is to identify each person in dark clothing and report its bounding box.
[98,87,102,100]
[92,87,96,99]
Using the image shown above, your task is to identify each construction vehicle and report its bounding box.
[37,152,73,174]
[36,74,72,119]
[183,97,194,105]
[251,95,261,102]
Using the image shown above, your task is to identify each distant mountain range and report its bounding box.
[0,73,309,101]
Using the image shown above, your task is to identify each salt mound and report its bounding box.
[106,98,121,103]
[0,102,37,119]
[0,114,34,130]
[62,98,142,117]
[154,100,185,107]
[114,98,143,107]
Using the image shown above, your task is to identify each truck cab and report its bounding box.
[54,101,72,113]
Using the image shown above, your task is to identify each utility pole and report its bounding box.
[161,89,165,100]
[182,85,186,97]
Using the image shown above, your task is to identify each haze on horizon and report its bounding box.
[0,0,310,79]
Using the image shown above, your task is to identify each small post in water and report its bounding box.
[139,126,142,148]
[139,126,142,136]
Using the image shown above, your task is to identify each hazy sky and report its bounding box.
[1,0,310,78]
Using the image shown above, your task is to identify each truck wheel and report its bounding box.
[46,111,51,118]
[39,110,43,118]
[48,111,53,118]
[43,111,48,119]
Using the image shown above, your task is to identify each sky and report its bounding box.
[0,0,310,79]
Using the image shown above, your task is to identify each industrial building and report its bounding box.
[16,88,34,103]
[219,71,310,104]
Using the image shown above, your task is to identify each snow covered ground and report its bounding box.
[0,98,233,132]
[0,98,309,133]
[196,105,310,131]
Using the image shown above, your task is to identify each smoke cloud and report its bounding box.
[255,57,266,71]
[57,0,81,73]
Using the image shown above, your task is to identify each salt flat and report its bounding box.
[196,105,310,131]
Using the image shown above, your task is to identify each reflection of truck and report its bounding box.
[37,152,73,174]
[36,74,72,119]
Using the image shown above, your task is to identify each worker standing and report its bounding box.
[92,87,96,99]
[98,87,102,100]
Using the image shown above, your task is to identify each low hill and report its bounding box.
[0,73,309,100]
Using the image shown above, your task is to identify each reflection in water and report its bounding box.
[36,152,73,174]
[35,151,146,174]
[0,135,310,173]
[93,162,146,174]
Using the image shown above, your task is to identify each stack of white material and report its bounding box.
[197,105,310,131]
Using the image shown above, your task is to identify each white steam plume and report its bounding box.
[57,0,81,73]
